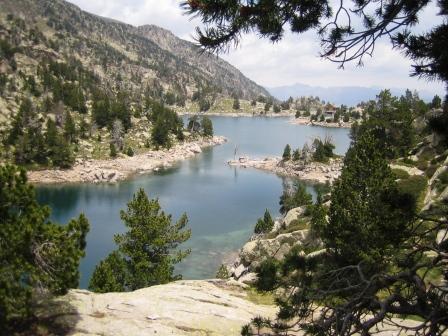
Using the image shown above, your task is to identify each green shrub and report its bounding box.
[434,169,448,192]
[392,168,410,180]
[254,209,275,234]
[126,147,134,157]
[216,264,230,279]
[397,175,427,209]
[110,143,117,157]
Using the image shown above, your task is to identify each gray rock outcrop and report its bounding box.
[37,280,276,336]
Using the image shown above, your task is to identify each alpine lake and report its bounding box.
[36,116,351,288]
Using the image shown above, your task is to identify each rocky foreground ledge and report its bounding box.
[228,156,343,184]
[27,136,226,184]
[37,280,276,336]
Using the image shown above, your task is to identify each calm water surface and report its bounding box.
[36,116,351,288]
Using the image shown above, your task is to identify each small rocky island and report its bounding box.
[228,156,343,184]
[228,138,343,184]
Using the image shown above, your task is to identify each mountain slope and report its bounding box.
[136,24,270,100]
[0,0,270,169]
[0,0,268,110]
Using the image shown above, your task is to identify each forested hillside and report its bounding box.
[0,0,268,168]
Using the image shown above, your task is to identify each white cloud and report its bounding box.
[67,0,445,96]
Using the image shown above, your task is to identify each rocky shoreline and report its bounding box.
[27,136,227,184]
[290,117,352,128]
[178,111,294,118]
[228,156,343,184]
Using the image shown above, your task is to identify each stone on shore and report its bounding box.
[27,136,226,184]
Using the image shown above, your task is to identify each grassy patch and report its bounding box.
[433,169,448,192]
[392,168,410,180]
[245,287,275,306]
[265,217,310,239]
[397,175,428,210]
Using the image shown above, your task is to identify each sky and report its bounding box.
[67,0,445,95]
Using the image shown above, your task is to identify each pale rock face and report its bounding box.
[238,272,258,285]
[239,230,309,270]
[390,164,425,177]
[233,264,248,279]
[283,207,306,228]
[189,143,202,154]
[37,280,276,336]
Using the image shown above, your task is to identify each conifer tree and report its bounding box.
[248,131,418,335]
[232,97,240,110]
[89,189,191,292]
[282,144,291,161]
[64,111,77,143]
[201,116,213,137]
[0,165,89,331]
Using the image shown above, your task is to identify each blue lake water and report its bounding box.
[36,116,351,288]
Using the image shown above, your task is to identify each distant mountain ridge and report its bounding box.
[268,83,440,106]
[136,25,269,100]
[0,0,269,103]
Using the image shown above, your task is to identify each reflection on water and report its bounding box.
[36,117,350,288]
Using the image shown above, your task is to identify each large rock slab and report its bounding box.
[37,280,276,336]
[283,207,306,228]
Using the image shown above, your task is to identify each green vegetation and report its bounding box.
[249,130,423,334]
[392,168,411,179]
[201,116,213,137]
[265,217,310,239]
[434,169,448,192]
[351,90,421,159]
[282,144,291,161]
[89,188,191,292]
[279,181,312,215]
[233,97,240,110]
[312,137,335,163]
[216,264,230,279]
[0,165,89,331]
[254,209,275,234]
[4,99,75,168]
[187,115,214,137]
[397,175,428,210]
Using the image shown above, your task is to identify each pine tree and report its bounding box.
[151,118,171,149]
[254,209,275,234]
[248,131,418,335]
[51,137,74,168]
[0,165,89,331]
[279,181,312,214]
[6,98,33,145]
[110,143,117,158]
[188,115,201,133]
[63,111,77,143]
[201,116,213,137]
[282,144,291,161]
[89,189,191,292]
[233,97,240,110]
[314,131,415,266]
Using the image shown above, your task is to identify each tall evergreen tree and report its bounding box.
[89,189,191,292]
[282,144,291,161]
[63,111,77,143]
[0,165,89,331]
[248,131,418,335]
[201,116,213,137]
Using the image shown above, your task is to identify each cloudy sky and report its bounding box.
[67,0,445,95]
